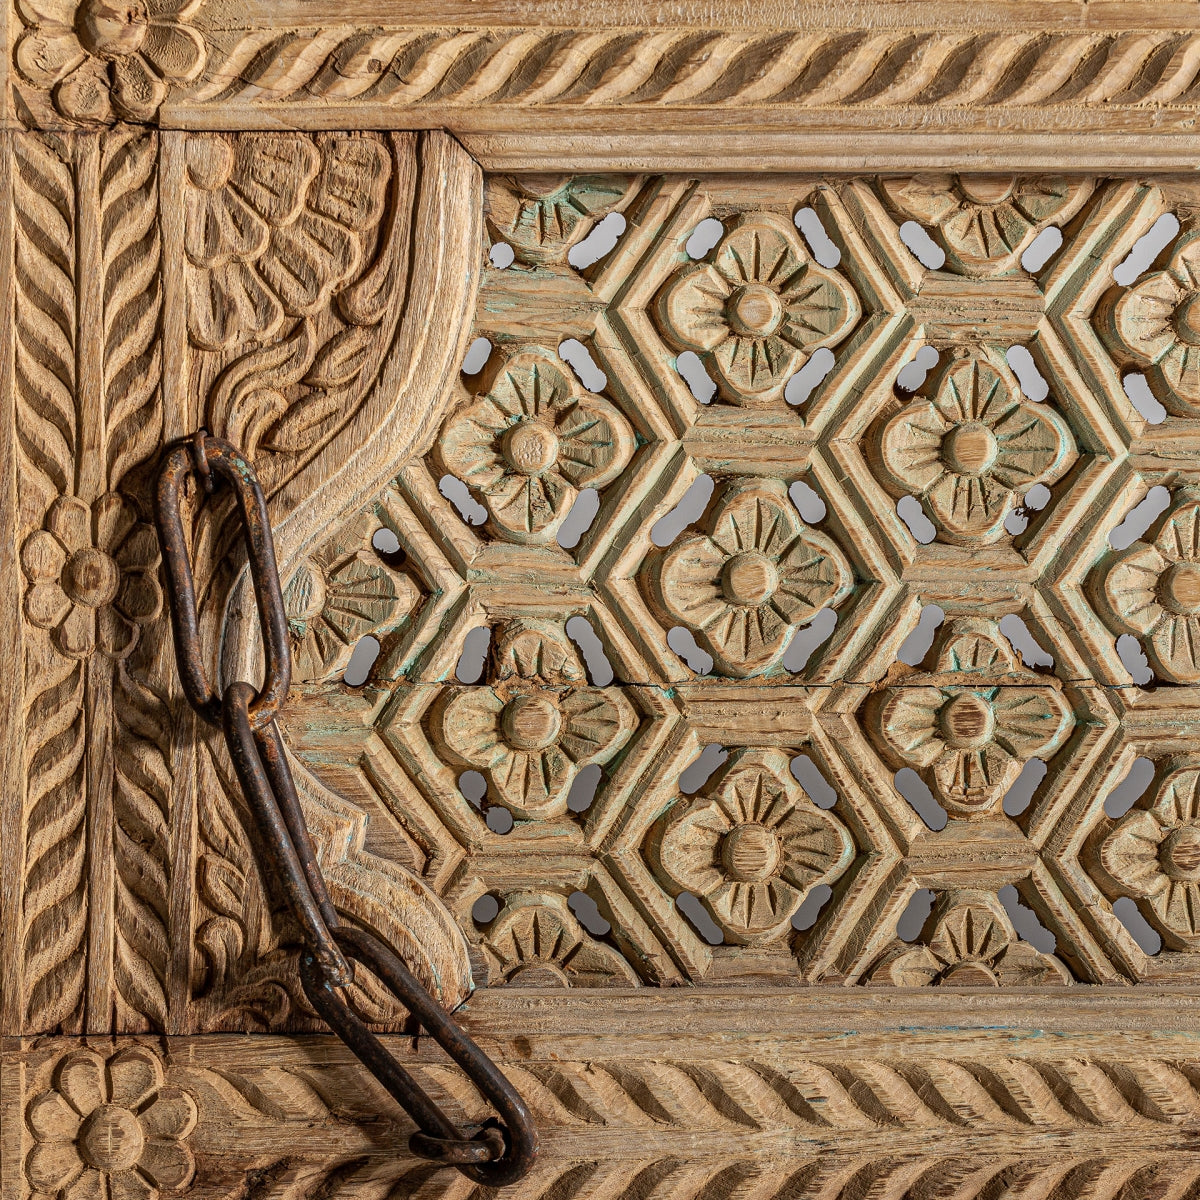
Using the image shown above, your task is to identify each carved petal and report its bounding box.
[26,1141,83,1193]
[14,27,84,87]
[873,687,947,770]
[992,942,1072,986]
[54,59,112,123]
[926,470,1012,545]
[491,745,572,818]
[660,264,733,352]
[987,401,1073,492]
[931,355,1013,426]
[554,395,635,490]
[137,1088,197,1140]
[107,1169,154,1200]
[1156,339,1200,405]
[558,688,636,765]
[714,215,807,292]
[1149,614,1200,683]
[657,798,732,902]
[880,174,960,224]
[487,468,574,542]
[22,529,67,581]
[776,265,860,350]
[310,136,392,231]
[26,580,70,629]
[878,400,950,495]
[774,804,854,894]
[1154,497,1200,563]
[261,212,357,316]
[867,944,943,986]
[709,481,801,559]
[93,492,135,555]
[185,184,269,269]
[990,686,1075,760]
[1154,767,1200,826]
[704,598,791,676]
[709,876,800,938]
[931,743,1015,812]
[64,1165,104,1200]
[1102,543,1168,636]
[232,136,319,227]
[106,1046,163,1109]
[771,528,854,625]
[711,331,805,401]
[929,902,1009,964]
[1151,879,1200,944]
[140,21,207,84]
[27,1090,81,1141]
[186,260,282,351]
[47,496,91,554]
[55,604,95,659]
[110,54,168,122]
[439,689,507,769]
[656,534,729,632]
[1100,810,1167,898]
[97,605,137,659]
[56,1049,107,1116]
[137,1139,194,1189]
[1111,271,1180,365]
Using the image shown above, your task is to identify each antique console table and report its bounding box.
[6,2,1200,1196]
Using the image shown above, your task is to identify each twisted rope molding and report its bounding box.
[188,27,1200,109]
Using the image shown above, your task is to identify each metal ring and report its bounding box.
[300,926,538,1186]
[409,1128,506,1165]
[155,435,291,729]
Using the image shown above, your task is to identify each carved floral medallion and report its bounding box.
[437,349,635,545]
[867,891,1072,986]
[876,350,1075,547]
[648,748,854,945]
[1101,229,1200,417]
[880,176,1091,275]
[649,478,854,677]
[1099,762,1200,948]
[865,618,1075,818]
[22,494,162,660]
[435,623,636,820]
[1095,488,1200,684]
[26,1046,197,1200]
[15,0,206,123]
[657,212,860,405]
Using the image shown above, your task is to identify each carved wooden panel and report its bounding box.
[9,3,1200,1198]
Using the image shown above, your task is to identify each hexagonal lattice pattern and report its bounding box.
[308,172,1200,989]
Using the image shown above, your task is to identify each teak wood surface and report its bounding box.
[8,2,1200,1197]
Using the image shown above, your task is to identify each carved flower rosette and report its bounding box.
[648,477,854,678]
[880,175,1092,276]
[647,748,854,946]
[657,211,861,406]
[436,349,636,546]
[1096,761,1200,951]
[875,349,1076,547]
[1094,487,1200,684]
[26,1045,197,1200]
[435,623,637,821]
[1100,228,1200,418]
[865,618,1075,819]
[15,0,207,124]
[868,891,1072,986]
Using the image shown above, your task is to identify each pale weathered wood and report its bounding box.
[11,3,1200,1197]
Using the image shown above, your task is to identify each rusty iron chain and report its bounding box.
[154,432,537,1187]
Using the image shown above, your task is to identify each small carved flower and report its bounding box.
[22,494,161,660]
[437,349,635,544]
[659,212,860,404]
[880,176,1091,275]
[1097,489,1200,684]
[15,0,206,123]
[1104,230,1200,416]
[284,550,420,683]
[868,619,1075,818]
[650,749,853,945]
[438,680,636,821]
[1101,764,1200,947]
[868,892,1071,986]
[481,893,639,986]
[877,351,1075,546]
[651,478,854,678]
[26,1045,197,1200]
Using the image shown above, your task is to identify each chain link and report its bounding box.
[154,432,537,1187]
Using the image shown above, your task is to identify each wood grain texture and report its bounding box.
[10,3,1200,168]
